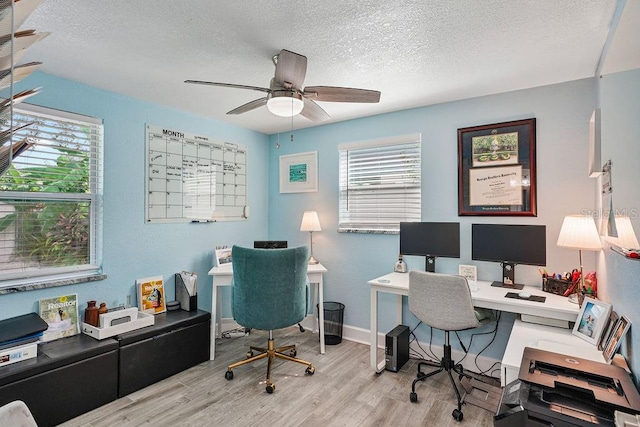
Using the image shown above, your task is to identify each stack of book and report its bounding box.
[0,312,48,368]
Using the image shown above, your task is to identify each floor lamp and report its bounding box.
[300,211,321,265]
[556,215,602,299]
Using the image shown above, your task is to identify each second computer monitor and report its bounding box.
[399,222,460,272]
[471,223,546,289]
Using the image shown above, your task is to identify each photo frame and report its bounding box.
[458,118,536,216]
[458,264,477,282]
[603,315,631,363]
[572,297,611,345]
[279,151,318,193]
[598,310,618,351]
[215,247,232,268]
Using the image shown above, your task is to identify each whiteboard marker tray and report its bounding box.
[82,311,154,340]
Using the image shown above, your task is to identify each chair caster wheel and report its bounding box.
[452,409,463,421]
[266,383,276,393]
[246,351,253,359]
[306,366,315,375]
[290,349,297,357]
[225,370,233,380]
[409,392,418,403]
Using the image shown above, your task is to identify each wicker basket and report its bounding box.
[542,277,577,296]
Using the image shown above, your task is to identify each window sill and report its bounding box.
[338,228,399,234]
[0,274,107,294]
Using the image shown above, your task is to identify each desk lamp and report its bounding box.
[300,211,321,264]
[556,215,602,295]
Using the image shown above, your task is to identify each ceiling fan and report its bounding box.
[185,49,381,122]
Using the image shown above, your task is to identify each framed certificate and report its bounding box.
[458,118,536,216]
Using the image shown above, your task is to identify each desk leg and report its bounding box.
[216,287,222,339]
[318,279,325,355]
[312,283,319,334]
[210,285,217,361]
[370,288,385,372]
[395,294,403,326]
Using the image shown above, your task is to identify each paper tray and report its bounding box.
[82,311,154,340]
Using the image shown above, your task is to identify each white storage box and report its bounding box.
[0,341,38,367]
[82,310,154,340]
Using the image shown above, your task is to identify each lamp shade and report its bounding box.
[556,215,602,251]
[300,211,321,232]
[608,215,640,249]
[267,92,304,117]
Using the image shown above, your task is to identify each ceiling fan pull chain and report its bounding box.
[290,110,294,142]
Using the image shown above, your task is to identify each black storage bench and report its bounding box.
[116,309,210,397]
[0,334,119,427]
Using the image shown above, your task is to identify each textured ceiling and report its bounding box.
[19,1,631,135]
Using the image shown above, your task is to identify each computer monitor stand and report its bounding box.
[425,256,436,273]
[490,262,525,290]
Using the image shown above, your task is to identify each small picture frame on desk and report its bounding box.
[572,297,611,345]
[458,265,477,282]
[215,248,233,268]
[598,310,618,351]
[603,315,631,363]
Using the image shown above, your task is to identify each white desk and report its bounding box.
[208,263,327,361]
[501,318,605,386]
[368,272,580,372]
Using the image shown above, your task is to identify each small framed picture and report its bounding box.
[603,315,631,363]
[598,310,618,351]
[458,265,477,282]
[215,247,233,268]
[572,297,612,345]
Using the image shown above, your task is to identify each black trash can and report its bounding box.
[318,301,345,345]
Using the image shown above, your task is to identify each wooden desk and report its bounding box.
[368,272,580,372]
[208,263,327,360]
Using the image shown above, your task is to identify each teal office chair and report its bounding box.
[224,245,315,393]
[408,270,482,422]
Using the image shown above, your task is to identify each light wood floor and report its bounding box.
[60,327,496,427]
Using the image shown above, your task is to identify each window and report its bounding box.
[0,104,103,287]
[338,134,421,233]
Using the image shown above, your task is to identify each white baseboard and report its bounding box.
[220,317,500,376]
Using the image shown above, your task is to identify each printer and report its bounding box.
[495,347,640,426]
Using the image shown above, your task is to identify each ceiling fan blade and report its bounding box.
[185,80,271,94]
[303,86,381,103]
[226,97,268,115]
[299,99,330,122]
[274,49,307,90]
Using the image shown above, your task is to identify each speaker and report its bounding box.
[385,325,410,372]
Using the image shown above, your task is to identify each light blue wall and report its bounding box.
[597,68,640,385]
[267,78,598,360]
[5,70,634,372]
[0,71,270,320]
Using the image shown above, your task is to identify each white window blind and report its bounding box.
[0,104,103,286]
[338,134,421,233]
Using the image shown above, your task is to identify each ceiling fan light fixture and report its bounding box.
[267,91,304,117]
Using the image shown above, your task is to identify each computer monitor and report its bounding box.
[399,222,460,272]
[471,223,546,289]
[253,241,288,249]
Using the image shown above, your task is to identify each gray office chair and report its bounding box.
[0,400,38,427]
[408,270,481,422]
[224,245,315,394]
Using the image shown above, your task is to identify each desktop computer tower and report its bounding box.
[385,325,410,372]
